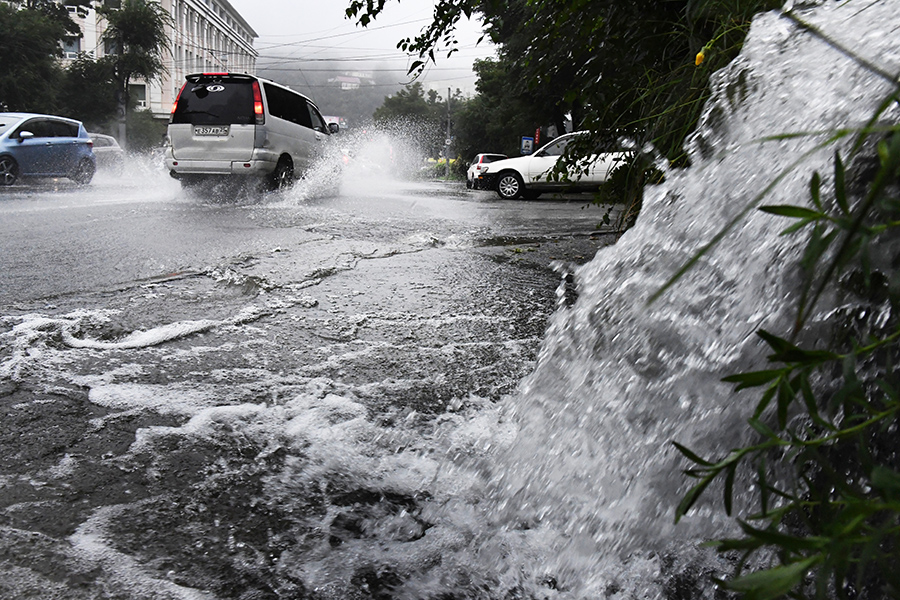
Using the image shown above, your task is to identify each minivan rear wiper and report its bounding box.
[178,110,220,117]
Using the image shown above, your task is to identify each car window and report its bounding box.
[539,137,570,157]
[483,155,506,163]
[50,120,79,137]
[307,102,328,134]
[92,136,111,147]
[263,83,312,128]
[172,80,255,125]
[14,119,54,138]
[0,120,16,137]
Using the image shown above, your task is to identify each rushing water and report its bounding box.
[2,2,900,599]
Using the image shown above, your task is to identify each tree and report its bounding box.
[373,82,437,124]
[0,1,81,112]
[98,0,171,148]
[373,82,447,158]
[59,55,119,129]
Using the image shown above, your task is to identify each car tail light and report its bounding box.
[203,72,229,76]
[252,81,264,125]
[170,83,187,122]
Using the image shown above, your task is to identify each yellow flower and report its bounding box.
[695,50,705,66]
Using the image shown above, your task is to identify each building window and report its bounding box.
[129,84,147,108]
[104,38,121,56]
[62,37,81,60]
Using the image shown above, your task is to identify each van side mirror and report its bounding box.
[328,122,339,134]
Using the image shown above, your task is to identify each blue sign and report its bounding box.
[520,136,534,155]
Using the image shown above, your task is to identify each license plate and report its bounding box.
[194,126,229,136]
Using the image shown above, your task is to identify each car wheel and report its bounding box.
[496,171,525,199]
[69,158,95,185]
[0,156,18,186]
[466,178,473,189]
[268,156,294,190]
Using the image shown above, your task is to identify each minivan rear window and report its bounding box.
[171,80,254,125]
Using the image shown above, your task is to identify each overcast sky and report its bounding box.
[226,0,496,94]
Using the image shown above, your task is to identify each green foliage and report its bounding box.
[0,2,70,112]
[451,58,546,159]
[59,56,119,128]
[674,97,900,598]
[373,82,439,124]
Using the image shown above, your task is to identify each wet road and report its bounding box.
[0,161,622,599]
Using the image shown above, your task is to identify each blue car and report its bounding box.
[0,112,96,186]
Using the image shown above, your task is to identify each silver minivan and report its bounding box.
[165,72,338,189]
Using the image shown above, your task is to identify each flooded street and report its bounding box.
[0,162,620,599]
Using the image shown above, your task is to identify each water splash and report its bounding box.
[470,2,900,596]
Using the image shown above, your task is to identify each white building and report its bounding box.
[65,0,257,119]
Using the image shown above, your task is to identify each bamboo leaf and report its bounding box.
[726,556,822,600]
[675,474,716,523]
[834,152,848,214]
[748,417,780,440]
[724,463,736,516]
[752,385,779,421]
[776,378,792,429]
[810,171,822,209]
[759,205,823,219]
[756,330,794,354]
[672,441,714,466]
[722,369,784,390]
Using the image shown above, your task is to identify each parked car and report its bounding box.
[88,132,125,175]
[0,112,95,186]
[477,132,629,199]
[466,153,507,189]
[166,72,339,189]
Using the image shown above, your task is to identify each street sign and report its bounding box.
[520,136,534,155]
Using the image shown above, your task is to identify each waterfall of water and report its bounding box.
[459,1,900,596]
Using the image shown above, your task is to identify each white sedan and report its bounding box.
[477,132,628,199]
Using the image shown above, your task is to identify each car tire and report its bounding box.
[69,158,95,185]
[0,156,18,186]
[496,171,525,200]
[268,156,294,190]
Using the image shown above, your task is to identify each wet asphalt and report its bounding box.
[0,164,624,599]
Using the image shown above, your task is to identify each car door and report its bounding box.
[306,101,330,160]
[12,119,56,175]
[525,136,570,185]
[586,137,629,184]
[47,119,83,174]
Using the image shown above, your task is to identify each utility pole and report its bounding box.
[445,87,451,179]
